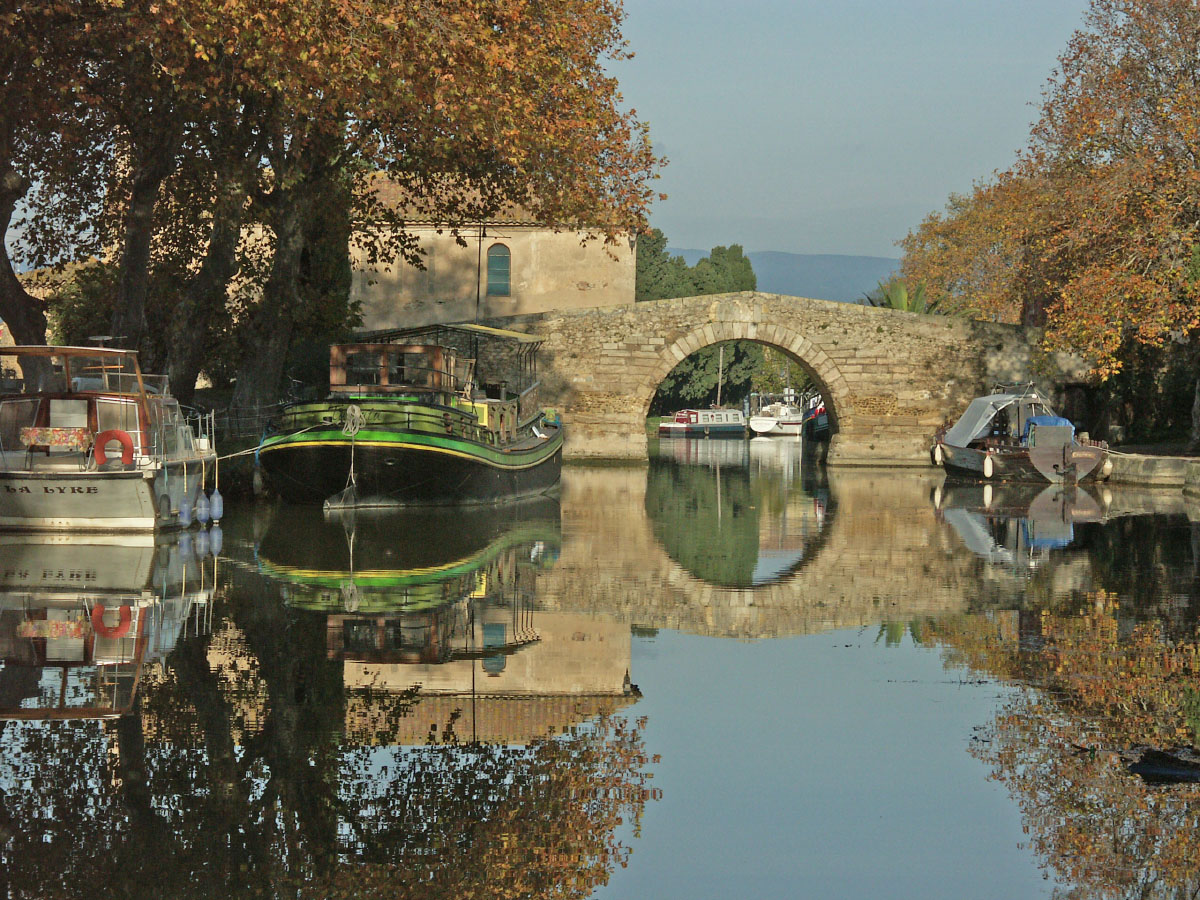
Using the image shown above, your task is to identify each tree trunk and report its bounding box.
[110,123,182,366]
[230,189,312,410]
[110,163,167,360]
[167,174,246,404]
[0,159,47,345]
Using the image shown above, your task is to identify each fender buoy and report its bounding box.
[91,604,132,639]
[95,429,135,466]
[932,444,944,466]
[982,454,994,479]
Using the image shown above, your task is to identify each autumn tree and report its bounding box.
[0,2,107,346]
[902,0,1200,443]
[9,0,661,406]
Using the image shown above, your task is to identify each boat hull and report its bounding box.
[0,458,211,531]
[259,427,563,506]
[938,441,1108,483]
[747,416,804,436]
[658,423,746,438]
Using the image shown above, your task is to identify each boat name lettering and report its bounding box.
[3,485,100,494]
[40,568,98,582]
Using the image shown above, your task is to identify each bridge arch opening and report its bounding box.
[638,325,849,442]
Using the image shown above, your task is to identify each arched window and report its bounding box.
[486,243,511,297]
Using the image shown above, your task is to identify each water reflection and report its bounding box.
[645,438,829,587]
[934,481,1107,570]
[0,533,215,720]
[7,454,1200,898]
[0,499,653,900]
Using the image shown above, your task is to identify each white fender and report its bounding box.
[933,443,944,466]
[983,483,993,509]
[982,454,994,479]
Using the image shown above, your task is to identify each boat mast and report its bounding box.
[716,344,724,407]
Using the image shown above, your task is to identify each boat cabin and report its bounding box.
[329,343,467,397]
[0,347,202,470]
[942,386,1068,450]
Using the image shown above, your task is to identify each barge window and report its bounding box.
[347,351,381,385]
[49,399,88,429]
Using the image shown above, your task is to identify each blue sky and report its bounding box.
[615,0,1090,258]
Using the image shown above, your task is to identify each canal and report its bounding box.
[1,437,1198,898]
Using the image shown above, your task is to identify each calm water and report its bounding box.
[2,437,1200,898]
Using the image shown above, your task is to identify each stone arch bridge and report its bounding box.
[491,291,1089,463]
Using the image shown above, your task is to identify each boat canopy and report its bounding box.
[942,392,1054,447]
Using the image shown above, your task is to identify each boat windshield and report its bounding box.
[0,348,159,397]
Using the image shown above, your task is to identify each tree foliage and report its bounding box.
[902,0,1200,381]
[4,0,662,406]
[929,601,1200,897]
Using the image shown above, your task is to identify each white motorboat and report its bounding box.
[0,345,217,530]
[748,402,805,436]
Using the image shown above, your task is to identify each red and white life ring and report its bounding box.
[94,429,135,465]
[91,604,132,639]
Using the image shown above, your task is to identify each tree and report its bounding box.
[635,228,694,301]
[9,0,663,406]
[901,0,1200,445]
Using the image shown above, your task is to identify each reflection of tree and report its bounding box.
[645,453,830,588]
[645,455,760,586]
[927,602,1200,898]
[0,575,656,899]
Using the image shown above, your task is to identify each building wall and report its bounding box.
[351,224,635,330]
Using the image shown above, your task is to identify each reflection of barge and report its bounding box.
[0,533,216,719]
[257,498,561,616]
[253,500,638,744]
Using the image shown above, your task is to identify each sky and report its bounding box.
[614,0,1091,259]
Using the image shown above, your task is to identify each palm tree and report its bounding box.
[862,278,939,314]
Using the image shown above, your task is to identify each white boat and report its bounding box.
[748,402,805,436]
[0,345,217,531]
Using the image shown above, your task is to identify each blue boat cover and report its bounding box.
[1023,414,1074,440]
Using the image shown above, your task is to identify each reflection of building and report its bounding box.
[344,611,636,745]
[251,501,638,746]
[0,533,216,719]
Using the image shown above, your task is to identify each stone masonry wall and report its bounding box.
[487,291,1090,463]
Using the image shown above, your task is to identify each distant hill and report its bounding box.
[670,249,899,303]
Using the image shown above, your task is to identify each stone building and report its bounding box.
[351,184,636,331]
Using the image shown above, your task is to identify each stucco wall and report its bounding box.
[352,225,635,330]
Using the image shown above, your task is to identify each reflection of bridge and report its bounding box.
[494,291,1089,462]
[538,467,1031,639]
